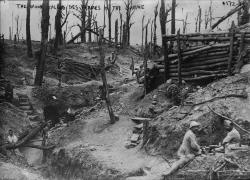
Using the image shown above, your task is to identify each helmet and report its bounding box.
[189,121,200,128]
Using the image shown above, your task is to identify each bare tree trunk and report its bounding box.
[144,22,149,94]
[183,13,188,33]
[159,0,171,81]
[105,0,112,43]
[170,0,176,53]
[99,29,116,124]
[122,22,127,47]
[171,0,176,35]
[103,2,106,33]
[26,0,32,57]
[141,15,145,52]
[150,20,153,57]
[34,0,50,86]
[54,0,62,53]
[88,9,92,42]
[177,29,182,85]
[119,12,123,46]
[115,19,118,47]
[153,3,159,55]
[81,0,87,43]
[124,0,135,46]
[198,6,202,32]
[9,27,12,40]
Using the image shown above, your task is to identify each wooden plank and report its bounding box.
[131,117,152,122]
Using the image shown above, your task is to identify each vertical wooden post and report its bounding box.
[177,29,182,85]
[235,32,245,73]
[144,22,149,95]
[163,37,169,81]
[99,29,116,124]
[142,120,149,146]
[228,21,235,76]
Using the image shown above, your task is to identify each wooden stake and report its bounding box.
[228,21,235,76]
[177,29,182,85]
[235,32,245,72]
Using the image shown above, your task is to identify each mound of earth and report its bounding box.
[145,72,250,157]
[0,161,45,180]
[32,81,102,110]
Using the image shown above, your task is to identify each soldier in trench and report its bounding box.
[215,120,241,154]
[43,95,60,128]
[162,121,202,178]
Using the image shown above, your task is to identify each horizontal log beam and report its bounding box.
[168,69,228,76]
[171,73,227,81]
[159,61,235,72]
[162,31,250,39]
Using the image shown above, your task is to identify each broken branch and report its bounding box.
[208,105,250,134]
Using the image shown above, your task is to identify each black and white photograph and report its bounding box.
[0,0,250,179]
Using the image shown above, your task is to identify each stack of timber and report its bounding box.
[152,31,250,82]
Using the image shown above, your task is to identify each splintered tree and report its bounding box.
[54,0,62,53]
[144,19,150,94]
[34,0,50,86]
[182,13,188,33]
[171,0,176,35]
[141,15,145,51]
[122,22,127,47]
[119,10,123,45]
[198,6,202,32]
[98,29,116,124]
[105,0,113,43]
[54,4,69,51]
[153,2,159,55]
[87,8,93,42]
[124,0,135,46]
[73,0,88,43]
[26,0,32,57]
[114,19,118,47]
[159,0,172,81]
[169,0,176,53]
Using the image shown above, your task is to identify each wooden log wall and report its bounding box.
[153,31,250,82]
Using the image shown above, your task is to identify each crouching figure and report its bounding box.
[162,121,202,178]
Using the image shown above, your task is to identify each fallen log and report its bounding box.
[155,43,235,63]
[210,4,243,30]
[177,73,227,81]
[163,31,250,39]
[23,144,55,150]
[208,105,250,134]
[168,57,237,68]
[160,62,230,72]
[179,36,231,41]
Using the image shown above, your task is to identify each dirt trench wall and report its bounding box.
[32,81,102,112]
[44,147,125,180]
[146,108,250,157]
